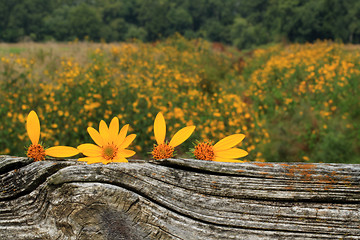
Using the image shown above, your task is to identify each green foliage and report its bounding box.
[0,0,53,42]
[125,25,147,41]
[231,17,269,50]
[44,6,72,41]
[2,0,360,48]
[68,4,103,41]
[312,121,359,163]
[166,7,193,36]
[241,42,360,163]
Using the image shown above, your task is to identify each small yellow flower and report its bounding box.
[151,112,195,160]
[26,110,79,161]
[193,134,248,162]
[77,117,136,164]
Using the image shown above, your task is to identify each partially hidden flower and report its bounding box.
[26,110,79,161]
[77,117,136,164]
[151,112,195,160]
[193,134,248,162]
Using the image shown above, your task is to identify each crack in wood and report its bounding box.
[1,161,75,201]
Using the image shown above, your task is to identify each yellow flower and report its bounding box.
[26,110,79,161]
[193,134,248,162]
[77,117,136,164]
[151,112,195,160]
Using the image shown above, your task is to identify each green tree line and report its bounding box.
[1,0,360,48]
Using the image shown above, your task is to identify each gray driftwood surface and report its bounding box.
[0,155,359,239]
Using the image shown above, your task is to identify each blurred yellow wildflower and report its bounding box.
[77,117,136,164]
[193,134,248,163]
[26,110,79,161]
[151,112,195,160]
[84,102,101,111]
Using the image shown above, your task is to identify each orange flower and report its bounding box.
[77,117,136,164]
[193,134,248,162]
[26,110,79,161]
[151,112,195,160]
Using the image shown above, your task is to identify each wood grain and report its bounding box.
[1,155,359,239]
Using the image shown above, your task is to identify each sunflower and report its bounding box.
[26,110,79,161]
[193,134,248,162]
[151,112,195,160]
[77,117,136,164]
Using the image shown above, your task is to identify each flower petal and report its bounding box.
[99,120,110,142]
[26,110,40,145]
[109,117,119,143]
[154,112,166,145]
[115,124,129,146]
[215,147,248,159]
[213,134,245,151]
[112,156,128,163]
[87,127,105,147]
[77,143,102,157]
[213,157,244,163]
[45,146,79,158]
[118,134,136,148]
[169,126,195,147]
[118,149,136,158]
[78,156,104,164]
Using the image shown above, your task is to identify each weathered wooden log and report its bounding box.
[0,155,359,239]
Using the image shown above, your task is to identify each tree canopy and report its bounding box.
[1,0,360,48]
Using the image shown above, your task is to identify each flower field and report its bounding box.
[0,37,359,163]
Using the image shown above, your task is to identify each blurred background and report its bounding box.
[0,0,359,163]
